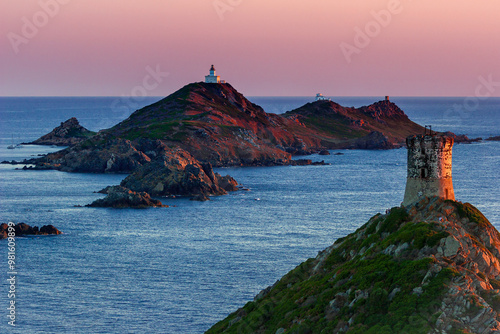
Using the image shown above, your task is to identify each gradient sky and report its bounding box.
[1,0,499,97]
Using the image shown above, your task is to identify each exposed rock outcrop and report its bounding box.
[0,222,62,239]
[85,147,238,207]
[27,117,95,146]
[119,148,238,199]
[350,131,393,149]
[486,135,500,141]
[207,197,500,333]
[34,135,153,173]
[87,186,166,208]
[442,131,482,144]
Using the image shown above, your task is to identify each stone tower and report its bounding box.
[402,130,455,206]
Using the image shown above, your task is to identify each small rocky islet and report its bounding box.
[0,223,62,239]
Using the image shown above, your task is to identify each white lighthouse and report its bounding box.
[205,65,221,83]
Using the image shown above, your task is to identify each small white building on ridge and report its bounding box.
[315,93,329,101]
[205,65,221,83]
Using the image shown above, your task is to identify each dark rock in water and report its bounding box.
[0,222,62,239]
[318,150,330,155]
[292,159,312,166]
[442,131,482,144]
[486,135,500,141]
[290,159,329,166]
[87,186,166,209]
[207,198,500,333]
[27,117,96,146]
[39,225,60,234]
[190,194,210,202]
[217,174,239,192]
[334,152,344,155]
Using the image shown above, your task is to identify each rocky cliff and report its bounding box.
[27,117,95,146]
[207,197,500,334]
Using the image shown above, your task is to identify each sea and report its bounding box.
[0,96,499,333]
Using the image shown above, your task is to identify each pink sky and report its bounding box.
[1,0,499,96]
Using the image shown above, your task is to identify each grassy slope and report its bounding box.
[206,201,495,334]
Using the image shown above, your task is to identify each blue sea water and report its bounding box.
[0,96,499,333]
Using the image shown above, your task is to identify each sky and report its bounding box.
[1,0,500,97]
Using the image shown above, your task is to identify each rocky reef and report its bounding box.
[86,147,238,207]
[1,222,62,239]
[442,131,482,144]
[87,186,166,208]
[26,117,95,146]
[207,197,500,333]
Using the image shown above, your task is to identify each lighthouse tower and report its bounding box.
[205,65,221,83]
[402,129,455,206]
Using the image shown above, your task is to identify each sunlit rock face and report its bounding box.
[403,134,455,206]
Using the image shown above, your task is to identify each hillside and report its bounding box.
[285,99,424,146]
[207,197,500,333]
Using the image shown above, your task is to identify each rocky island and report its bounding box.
[31,82,426,174]
[87,147,238,206]
[16,80,432,207]
[25,117,95,146]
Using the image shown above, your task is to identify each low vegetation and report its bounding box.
[207,206,457,333]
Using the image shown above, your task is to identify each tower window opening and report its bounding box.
[420,168,426,178]
[421,148,425,155]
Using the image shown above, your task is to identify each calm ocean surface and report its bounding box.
[0,96,499,333]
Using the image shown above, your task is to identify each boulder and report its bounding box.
[120,148,238,199]
[39,225,62,235]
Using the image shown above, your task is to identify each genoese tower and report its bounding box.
[402,127,455,206]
